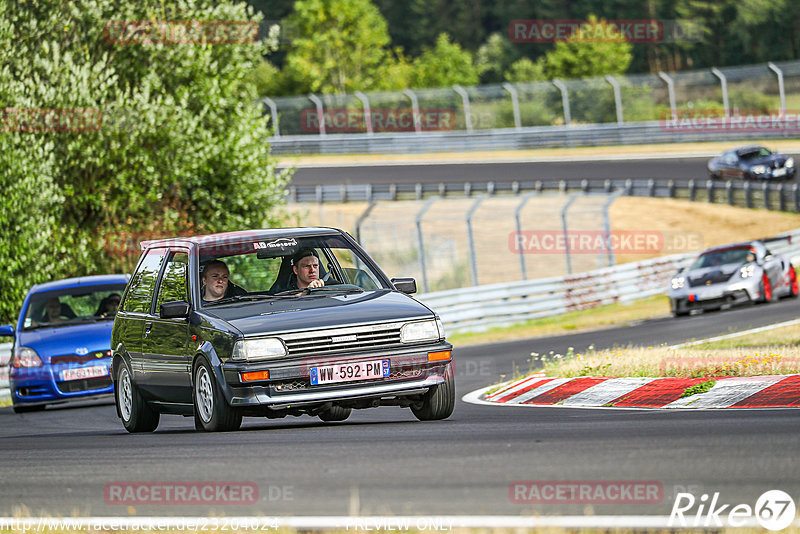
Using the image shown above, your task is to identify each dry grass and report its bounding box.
[537,344,800,378]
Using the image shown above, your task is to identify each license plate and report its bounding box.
[310,360,390,385]
[700,287,723,300]
[774,167,787,177]
[60,365,108,381]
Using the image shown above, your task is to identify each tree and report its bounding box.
[282,0,406,94]
[542,15,633,80]
[475,32,518,84]
[504,58,546,83]
[411,33,479,88]
[0,0,290,323]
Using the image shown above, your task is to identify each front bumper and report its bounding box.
[670,278,761,312]
[10,359,114,406]
[219,342,452,409]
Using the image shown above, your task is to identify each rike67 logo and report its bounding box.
[669,490,797,530]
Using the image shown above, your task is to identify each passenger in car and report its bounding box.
[37,297,75,324]
[95,293,121,317]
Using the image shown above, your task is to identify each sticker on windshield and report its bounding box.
[253,238,298,251]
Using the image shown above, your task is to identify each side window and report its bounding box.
[327,248,382,290]
[121,248,166,314]
[156,251,189,312]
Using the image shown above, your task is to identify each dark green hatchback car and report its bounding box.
[111,227,454,432]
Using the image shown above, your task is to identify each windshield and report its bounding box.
[690,247,754,269]
[738,147,771,160]
[22,283,127,330]
[198,234,389,305]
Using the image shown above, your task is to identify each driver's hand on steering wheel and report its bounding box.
[308,278,325,289]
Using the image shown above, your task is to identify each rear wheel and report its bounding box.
[411,366,455,421]
[788,268,799,298]
[318,405,352,422]
[193,358,241,432]
[116,362,159,433]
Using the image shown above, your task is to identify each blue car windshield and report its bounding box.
[22,283,128,330]
[690,247,754,269]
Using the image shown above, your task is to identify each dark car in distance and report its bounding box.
[708,146,795,181]
[111,227,454,432]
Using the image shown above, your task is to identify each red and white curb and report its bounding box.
[464,372,800,409]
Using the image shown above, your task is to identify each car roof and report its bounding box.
[140,227,342,250]
[700,241,759,254]
[734,145,767,155]
[30,274,130,294]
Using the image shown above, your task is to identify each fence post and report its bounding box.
[648,179,656,197]
[763,182,771,210]
[710,68,729,119]
[403,89,422,133]
[415,183,423,200]
[502,82,522,130]
[744,181,752,208]
[466,196,487,286]
[415,198,437,293]
[354,201,377,243]
[605,75,624,124]
[768,62,787,117]
[453,85,473,132]
[779,183,786,211]
[706,180,714,203]
[658,72,677,122]
[389,183,397,201]
[559,180,567,194]
[604,179,612,193]
[624,179,633,196]
[667,179,675,198]
[688,179,696,201]
[552,80,571,126]
[514,193,537,280]
[602,192,620,268]
[794,183,799,212]
[727,181,734,205]
[354,91,373,135]
[307,94,326,136]
[561,194,579,274]
[261,97,280,137]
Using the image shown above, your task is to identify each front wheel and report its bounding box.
[411,366,455,421]
[193,358,241,432]
[12,404,46,414]
[318,405,352,422]
[116,361,159,433]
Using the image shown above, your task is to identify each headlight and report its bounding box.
[751,165,767,174]
[400,320,441,343]
[786,157,794,168]
[740,264,756,278]
[12,346,42,368]
[671,276,685,290]
[230,338,286,362]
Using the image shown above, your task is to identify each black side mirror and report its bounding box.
[391,277,417,295]
[160,300,191,319]
[0,324,14,336]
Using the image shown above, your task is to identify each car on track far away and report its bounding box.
[668,238,798,316]
[707,146,796,181]
[111,227,454,433]
[0,275,130,412]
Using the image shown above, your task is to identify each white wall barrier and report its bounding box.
[418,228,800,333]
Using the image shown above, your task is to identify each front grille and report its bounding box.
[279,321,408,357]
[57,377,112,393]
[51,353,108,365]
[689,271,733,287]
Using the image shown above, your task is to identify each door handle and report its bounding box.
[144,322,152,337]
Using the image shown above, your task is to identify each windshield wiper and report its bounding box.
[204,294,289,306]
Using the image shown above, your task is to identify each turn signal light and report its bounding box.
[427,350,451,362]
[240,370,270,382]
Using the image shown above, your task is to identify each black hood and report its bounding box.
[200,290,435,336]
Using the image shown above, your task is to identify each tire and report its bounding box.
[672,310,690,317]
[116,361,159,433]
[193,357,241,432]
[411,366,455,421]
[318,405,352,422]
[12,404,46,414]
[759,273,774,303]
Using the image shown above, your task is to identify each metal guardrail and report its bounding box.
[418,228,800,333]
[289,178,800,213]
[0,342,11,398]
[270,120,798,155]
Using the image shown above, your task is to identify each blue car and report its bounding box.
[0,275,129,413]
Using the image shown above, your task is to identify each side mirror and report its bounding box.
[391,277,417,295]
[0,324,14,336]
[160,300,191,319]
[677,267,685,273]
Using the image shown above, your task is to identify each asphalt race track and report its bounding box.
[1,298,799,518]
[288,154,799,187]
